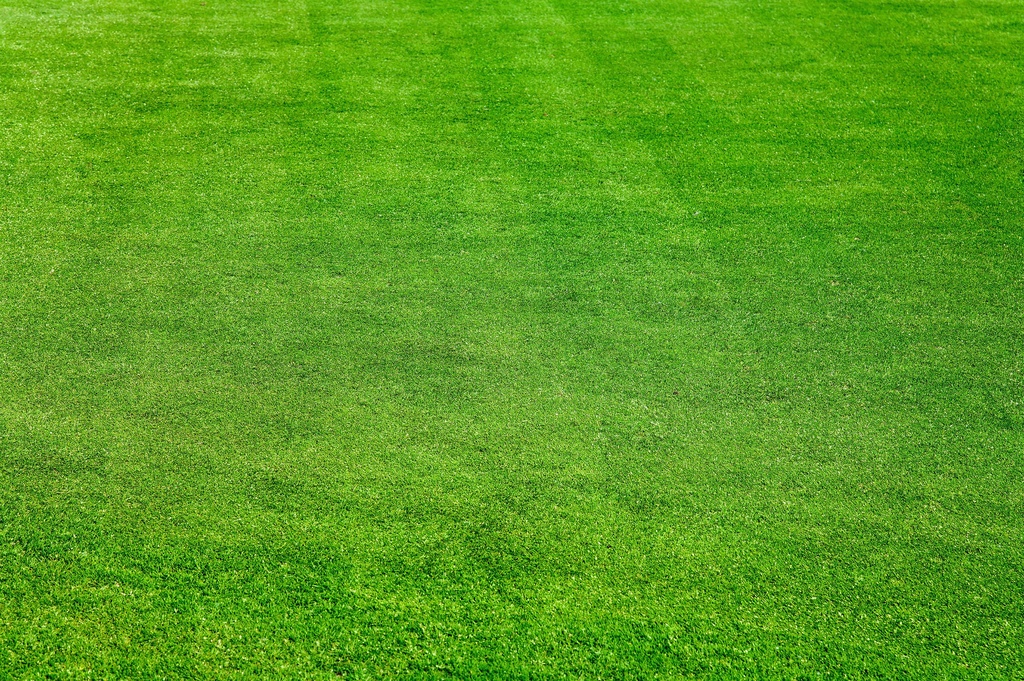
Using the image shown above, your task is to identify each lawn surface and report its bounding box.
[2,0,1023,677]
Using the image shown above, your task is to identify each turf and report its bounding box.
[1,0,1023,677]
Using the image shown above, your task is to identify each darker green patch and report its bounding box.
[245,470,308,512]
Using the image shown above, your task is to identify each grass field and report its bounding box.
[1,0,1023,677]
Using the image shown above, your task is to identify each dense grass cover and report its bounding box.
[1,0,1022,677]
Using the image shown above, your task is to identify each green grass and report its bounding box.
[1,0,1022,677]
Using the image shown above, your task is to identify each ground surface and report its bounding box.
[1,0,1022,678]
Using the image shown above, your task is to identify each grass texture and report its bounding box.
[1,0,1023,677]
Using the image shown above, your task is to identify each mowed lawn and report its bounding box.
[1,0,1022,677]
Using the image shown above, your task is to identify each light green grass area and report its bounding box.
[1,0,1023,677]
